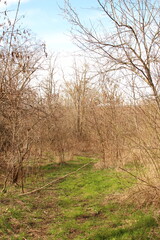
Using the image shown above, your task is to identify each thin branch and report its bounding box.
[119,167,160,191]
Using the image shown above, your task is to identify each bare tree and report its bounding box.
[64,61,91,138]
[39,56,75,164]
[63,0,160,107]
[87,73,126,167]
[0,0,47,191]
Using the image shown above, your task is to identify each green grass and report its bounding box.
[0,156,160,239]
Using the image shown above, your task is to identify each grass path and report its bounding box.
[0,156,160,239]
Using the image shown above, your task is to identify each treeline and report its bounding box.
[0,52,159,196]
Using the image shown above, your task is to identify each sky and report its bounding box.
[4,0,101,53]
[0,0,113,84]
[1,0,106,75]
[1,0,148,99]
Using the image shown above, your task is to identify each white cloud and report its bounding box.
[42,32,77,52]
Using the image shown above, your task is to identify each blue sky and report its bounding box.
[5,0,101,53]
[2,0,111,75]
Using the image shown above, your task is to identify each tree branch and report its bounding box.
[19,161,93,196]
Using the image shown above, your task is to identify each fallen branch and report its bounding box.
[119,167,160,191]
[19,161,92,196]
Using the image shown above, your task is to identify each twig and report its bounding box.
[119,167,160,191]
[19,161,92,196]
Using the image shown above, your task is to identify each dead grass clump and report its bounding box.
[104,185,160,208]
[104,192,129,205]
[94,161,106,170]
[94,160,115,169]
[128,185,160,208]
